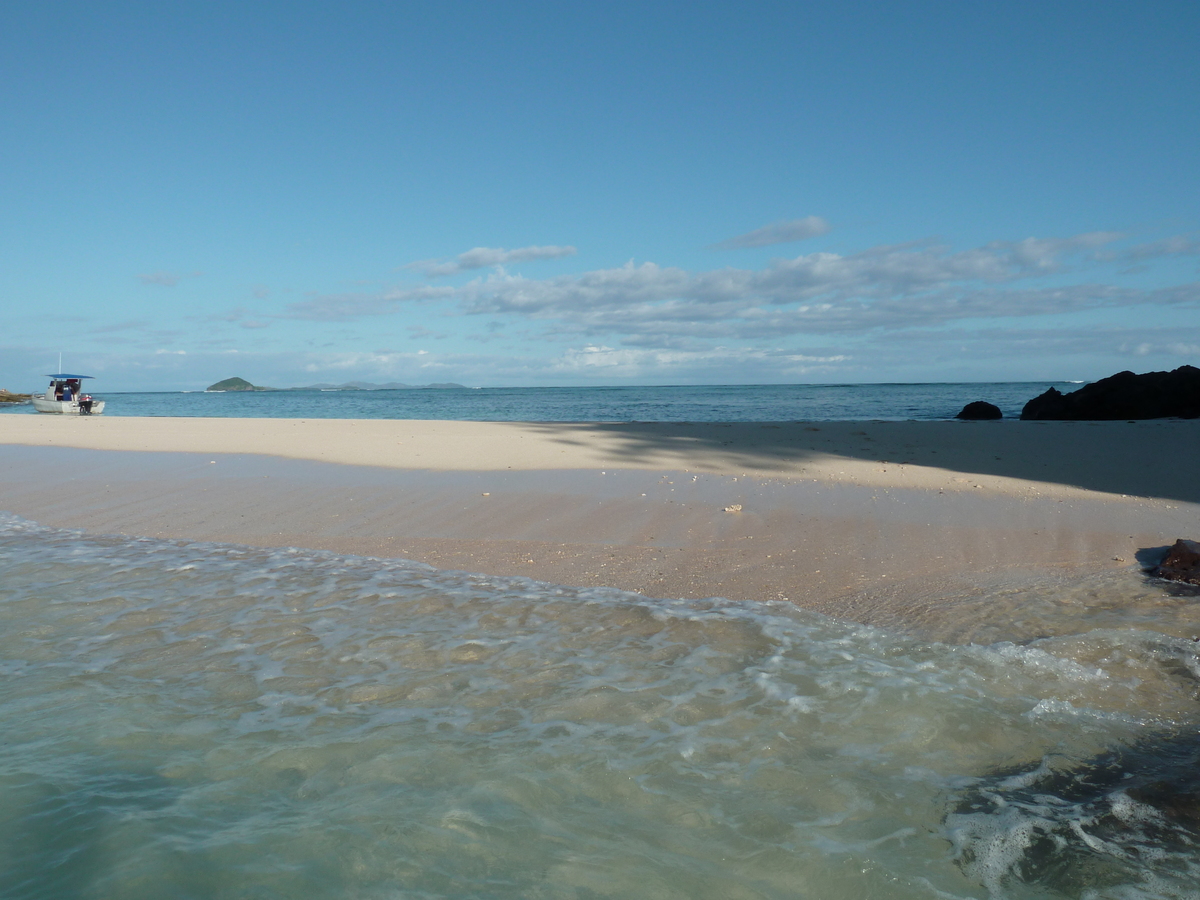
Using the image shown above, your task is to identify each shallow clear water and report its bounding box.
[3,514,1199,899]
[2,382,1079,421]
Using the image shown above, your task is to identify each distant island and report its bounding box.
[205,377,466,392]
[289,381,467,391]
[205,377,268,392]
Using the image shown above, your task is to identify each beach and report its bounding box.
[6,415,1200,898]
[2,415,1197,641]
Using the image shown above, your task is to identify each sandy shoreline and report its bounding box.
[3,415,1200,499]
[2,416,1198,636]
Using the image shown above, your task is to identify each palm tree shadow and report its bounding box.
[520,420,1200,505]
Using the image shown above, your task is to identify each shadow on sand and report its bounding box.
[521,420,1200,506]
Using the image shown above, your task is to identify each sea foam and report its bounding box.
[2,514,1198,899]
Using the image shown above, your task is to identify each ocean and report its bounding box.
[1,381,1081,421]
[3,514,1200,899]
[6,380,1199,897]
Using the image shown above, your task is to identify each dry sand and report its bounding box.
[2,415,1197,633]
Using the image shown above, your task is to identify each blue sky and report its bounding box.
[2,0,1197,391]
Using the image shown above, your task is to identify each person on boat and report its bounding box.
[62,383,74,401]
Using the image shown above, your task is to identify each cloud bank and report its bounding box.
[83,226,1195,390]
[283,229,1200,354]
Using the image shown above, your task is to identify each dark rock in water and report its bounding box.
[948,729,1200,896]
[1020,365,1200,420]
[1157,539,1200,586]
[955,401,1002,420]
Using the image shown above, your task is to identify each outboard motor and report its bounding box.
[79,395,93,415]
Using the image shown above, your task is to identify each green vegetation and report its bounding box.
[206,377,263,392]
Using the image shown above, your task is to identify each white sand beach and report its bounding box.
[2,415,1197,636]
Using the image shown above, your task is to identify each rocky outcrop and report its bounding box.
[1020,365,1200,420]
[949,731,1200,896]
[1156,539,1200,586]
[955,401,1002,420]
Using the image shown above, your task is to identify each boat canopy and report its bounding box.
[44,374,95,380]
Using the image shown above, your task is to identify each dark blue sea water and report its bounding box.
[2,382,1081,420]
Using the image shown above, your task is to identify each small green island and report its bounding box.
[205,377,269,392]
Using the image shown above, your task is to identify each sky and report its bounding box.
[2,0,1198,391]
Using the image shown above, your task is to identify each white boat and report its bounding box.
[31,374,106,415]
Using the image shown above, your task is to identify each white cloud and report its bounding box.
[445,233,1187,345]
[551,344,849,380]
[710,216,832,250]
[458,232,1132,326]
[409,244,577,278]
[275,228,1198,364]
[1097,233,1200,263]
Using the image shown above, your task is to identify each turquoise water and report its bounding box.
[3,515,1199,899]
[1,382,1079,421]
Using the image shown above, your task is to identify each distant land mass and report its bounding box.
[289,381,467,391]
[205,377,466,392]
[205,377,268,392]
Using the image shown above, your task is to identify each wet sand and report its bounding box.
[1,416,1197,634]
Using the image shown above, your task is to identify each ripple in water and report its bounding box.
[2,514,1199,899]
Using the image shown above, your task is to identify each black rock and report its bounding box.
[1157,539,1200,586]
[949,729,1200,896]
[955,401,1002,420]
[1020,365,1200,420]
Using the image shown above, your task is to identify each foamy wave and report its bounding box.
[2,518,1199,898]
